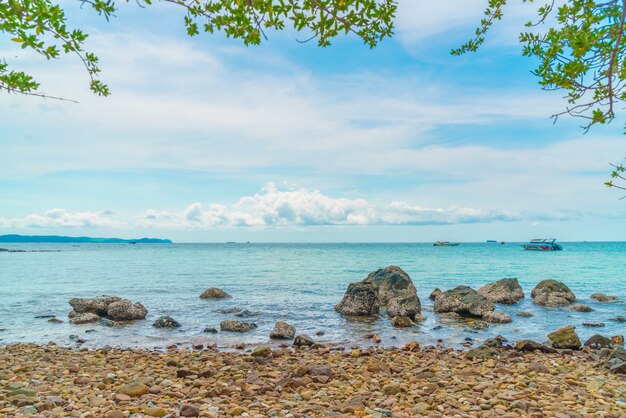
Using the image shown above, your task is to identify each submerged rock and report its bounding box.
[483,311,512,324]
[591,293,620,303]
[106,300,148,321]
[70,313,101,325]
[391,316,415,328]
[567,304,593,312]
[434,286,495,317]
[200,287,231,299]
[269,322,295,340]
[202,327,218,333]
[547,325,581,349]
[516,311,533,317]
[153,316,181,328]
[220,321,257,333]
[335,282,380,316]
[478,278,524,304]
[531,280,576,307]
[468,320,489,330]
[582,322,605,327]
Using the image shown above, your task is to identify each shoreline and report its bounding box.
[1,342,625,417]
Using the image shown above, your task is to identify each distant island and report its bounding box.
[0,234,172,243]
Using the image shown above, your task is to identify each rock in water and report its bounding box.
[199,288,231,299]
[477,278,524,304]
[433,286,495,317]
[70,312,101,324]
[429,288,442,300]
[567,304,593,312]
[531,280,576,307]
[516,311,533,317]
[153,316,181,328]
[466,345,500,359]
[335,282,380,316]
[362,265,418,305]
[69,296,122,315]
[386,295,421,319]
[220,321,257,333]
[547,325,581,349]
[391,316,415,328]
[269,322,295,340]
[106,300,148,321]
[483,311,512,324]
[591,293,620,303]
[515,340,557,353]
[293,335,314,347]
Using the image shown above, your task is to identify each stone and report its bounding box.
[584,334,613,349]
[307,364,333,378]
[47,317,64,323]
[70,313,101,325]
[180,404,199,417]
[199,287,231,299]
[293,335,314,347]
[516,311,533,317]
[483,311,512,323]
[220,321,257,333]
[119,381,149,397]
[69,296,122,315]
[567,304,593,312]
[152,316,181,328]
[515,340,557,353]
[466,345,500,359]
[362,265,418,305]
[468,320,489,330]
[391,316,414,327]
[591,293,620,302]
[105,412,125,418]
[531,280,576,307]
[386,294,421,320]
[610,316,625,322]
[483,335,505,348]
[334,282,380,316]
[234,309,257,318]
[477,278,524,304]
[203,327,218,333]
[106,300,148,321]
[144,407,168,417]
[547,325,581,349]
[251,346,271,357]
[434,286,495,317]
[582,322,605,327]
[269,321,295,340]
[429,288,442,300]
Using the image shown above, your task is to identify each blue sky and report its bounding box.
[0,1,625,242]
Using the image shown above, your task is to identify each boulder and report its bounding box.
[547,325,581,349]
[434,286,495,317]
[391,316,415,328]
[591,293,620,302]
[269,322,296,340]
[567,304,593,312]
[429,288,442,300]
[153,316,181,328]
[584,334,613,349]
[119,381,149,397]
[250,346,271,357]
[69,296,122,315]
[106,300,148,321]
[483,335,505,348]
[483,311,512,324]
[478,278,524,304]
[466,345,500,359]
[468,320,489,330]
[531,280,576,307]
[293,335,314,347]
[386,295,421,320]
[362,265,418,304]
[516,312,533,317]
[200,288,231,299]
[220,321,257,333]
[335,282,380,316]
[515,340,557,353]
[70,312,101,325]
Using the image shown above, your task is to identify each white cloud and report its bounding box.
[0,209,123,229]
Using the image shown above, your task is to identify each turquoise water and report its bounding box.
[0,242,624,349]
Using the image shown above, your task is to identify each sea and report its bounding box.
[0,242,625,350]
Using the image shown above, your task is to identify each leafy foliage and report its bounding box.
[605,158,626,198]
[455,0,626,195]
[0,0,396,97]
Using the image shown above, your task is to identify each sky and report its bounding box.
[0,1,625,243]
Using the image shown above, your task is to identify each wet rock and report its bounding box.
[335,282,380,316]
[152,316,181,328]
[199,287,231,299]
[429,288,442,300]
[363,265,418,304]
[583,322,605,327]
[202,327,218,333]
[293,335,314,347]
[220,321,257,333]
[483,311,512,323]
[477,278,524,304]
[531,280,576,307]
[547,325,581,349]
[386,294,421,320]
[234,309,257,318]
[106,299,148,321]
[47,317,64,323]
[391,316,414,327]
[217,307,241,314]
[516,311,533,317]
[468,320,489,330]
[584,334,613,349]
[591,293,620,303]
[567,304,593,312]
[69,296,122,316]
[434,286,495,317]
[70,313,101,325]
[144,407,168,417]
[610,316,625,323]
[515,340,557,353]
[269,321,295,340]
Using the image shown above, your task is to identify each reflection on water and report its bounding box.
[0,242,625,349]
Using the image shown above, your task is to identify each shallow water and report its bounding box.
[0,242,624,349]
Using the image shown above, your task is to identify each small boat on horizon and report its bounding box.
[434,241,460,247]
[521,239,562,251]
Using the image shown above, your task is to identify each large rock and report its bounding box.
[429,288,442,300]
[69,296,122,315]
[220,321,257,333]
[584,334,613,349]
[335,282,380,316]
[591,293,620,303]
[200,288,231,299]
[391,316,415,328]
[483,311,512,324]
[269,322,295,340]
[547,325,581,349]
[362,266,418,305]
[434,286,495,317]
[515,340,556,353]
[386,295,421,320]
[153,316,181,328]
[70,312,101,324]
[531,280,576,307]
[106,300,148,321]
[478,278,524,304]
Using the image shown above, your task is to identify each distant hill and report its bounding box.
[0,234,172,243]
